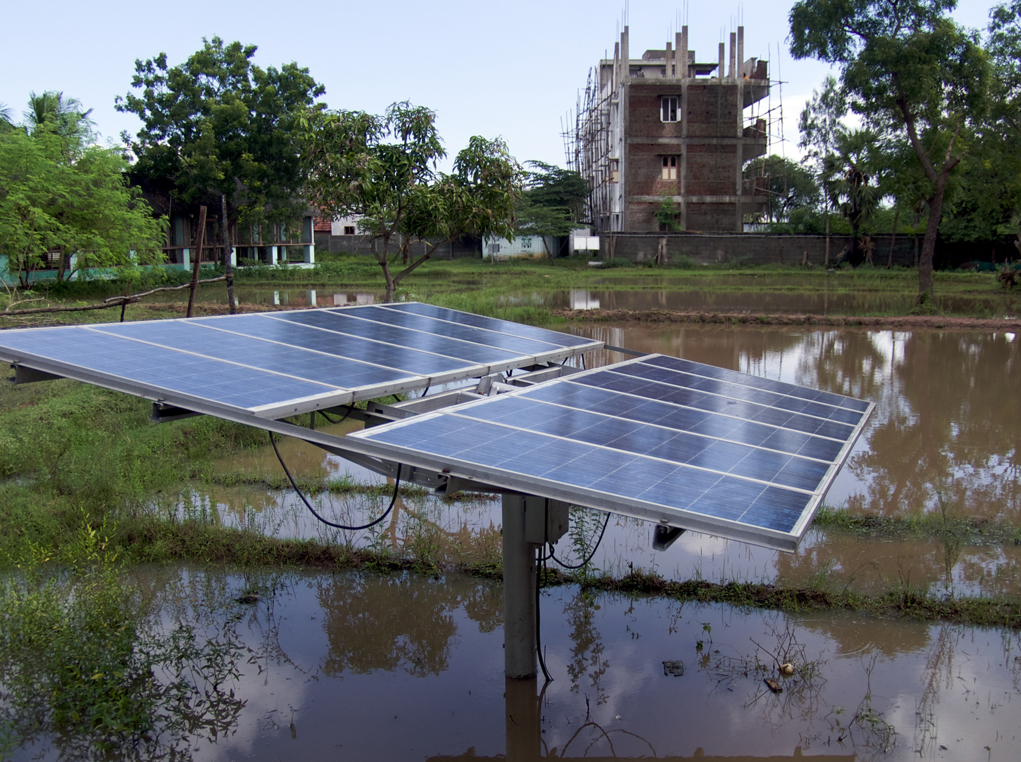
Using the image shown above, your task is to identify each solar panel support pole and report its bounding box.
[503,493,538,679]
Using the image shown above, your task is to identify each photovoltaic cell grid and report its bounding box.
[347,354,874,551]
[0,303,600,419]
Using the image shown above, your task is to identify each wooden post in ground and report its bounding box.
[187,206,208,318]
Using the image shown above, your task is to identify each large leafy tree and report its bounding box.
[0,103,165,287]
[117,37,323,312]
[790,0,991,302]
[515,161,587,259]
[798,76,847,263]
[301,102,518,301]
[742,155,820,226]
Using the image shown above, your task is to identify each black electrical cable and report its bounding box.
[316,404,355,426]
[269,431,402,531]
[549,510,611,570]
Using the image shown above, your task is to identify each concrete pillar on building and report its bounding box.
[729,32,737,79]
[738,26,745,76]
[736,27,746,232]
[666,42,673,78]
[680,27,689,79]
[622,26,629,78]
[718,43,725,80]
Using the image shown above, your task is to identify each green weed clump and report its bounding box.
[0,517,244,759]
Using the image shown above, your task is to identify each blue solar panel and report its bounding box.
[325,305,574,356]
[0,304,601,418]
[345,354,873,551]
[0,328,339,412]
[384,302,594,348]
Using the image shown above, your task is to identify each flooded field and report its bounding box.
[145,285,377,308]
[10,566,1021,761]
[548,287,1018,318]
[6,319,1021,761]
[147,283,1019,319]
[184,324,1021,599]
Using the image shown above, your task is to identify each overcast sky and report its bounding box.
[1,0,1000,170]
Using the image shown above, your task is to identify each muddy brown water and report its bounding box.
[147,283,1020,319]
[188,324,1021,599]
[546,287,1019,318]
[13,566,1021,760]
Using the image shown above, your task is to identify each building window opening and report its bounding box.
[344,225,356,235]
[661,156,677,181]
[661,96,679,122]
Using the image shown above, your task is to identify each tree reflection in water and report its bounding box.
[563,589,610,705]
[316,572,501,677]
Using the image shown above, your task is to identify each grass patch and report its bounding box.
[462,562,1021,630]
[812,505,1021,546]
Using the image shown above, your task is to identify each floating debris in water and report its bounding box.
[662,660,685,677]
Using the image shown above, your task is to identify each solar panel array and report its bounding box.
[0,303,600,419]
[346,354,873,551]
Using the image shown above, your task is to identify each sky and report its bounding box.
[0,0,1001,171]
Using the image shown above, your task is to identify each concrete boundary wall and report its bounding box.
[314,233,482,259]
[600,233,1009,269]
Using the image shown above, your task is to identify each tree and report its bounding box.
[24,91,94,145]
[515,161,587,258]
[301,102,519,301]
[117,37,324,313]
[790,0,992,302]
[742,155,820,225]
[826,130,884,265]
[976,1,1021,243]
[0,103,15,133]
[0,113,165,287]
[798,76,847,264]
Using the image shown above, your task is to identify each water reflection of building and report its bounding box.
[569,290,600,310]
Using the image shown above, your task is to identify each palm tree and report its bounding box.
[0,102,14,132]
[23,91,95,158]
[825,130,883,267]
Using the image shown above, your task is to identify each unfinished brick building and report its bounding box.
[569,25,771,233]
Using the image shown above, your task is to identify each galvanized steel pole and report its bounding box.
[502,493,537,679]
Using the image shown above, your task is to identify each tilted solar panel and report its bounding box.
[0,304,601,419]
[345,354,873,551]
